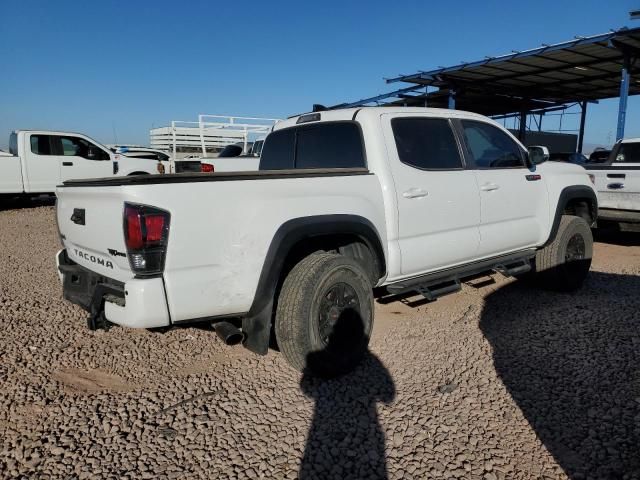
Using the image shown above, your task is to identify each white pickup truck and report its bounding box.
[586,138,640,226]
[199,140,265,173]
[55,107,597,377]
[0,130,167,197]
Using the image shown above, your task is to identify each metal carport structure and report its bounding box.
[336,27,640,152]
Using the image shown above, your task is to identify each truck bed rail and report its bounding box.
[60,168,371,187]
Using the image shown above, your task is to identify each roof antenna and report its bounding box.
[112,121,118,145]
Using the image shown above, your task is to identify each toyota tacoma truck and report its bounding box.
[55,107,597,377]
[586,138,640,227]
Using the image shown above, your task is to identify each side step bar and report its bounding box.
[386,250,536,301]
[416,279,462,301]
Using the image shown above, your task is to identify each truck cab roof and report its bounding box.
[277,107,495,131]
[619,137,640,144]
[12,129,99,138]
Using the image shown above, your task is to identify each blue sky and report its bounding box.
[0,0,638,150]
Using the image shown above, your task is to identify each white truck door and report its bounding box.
[56,135,114,182]
[23,134,62,193]
[592,142,640,211]
[382,114,481,276]
[458,120,549,257]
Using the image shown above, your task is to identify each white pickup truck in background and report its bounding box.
[110,145,204,174]
[199,139,265,172]
[586,138,640,227]
[55,107,597,377]
[0,130,167,196]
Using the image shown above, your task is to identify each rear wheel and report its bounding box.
[533,215,593,291]
[275,253,373,378]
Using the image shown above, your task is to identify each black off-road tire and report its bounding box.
[533,215,593,291]
[275,253,374,378]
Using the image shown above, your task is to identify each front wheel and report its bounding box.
[275,253,374,378]
[533,215,593,291]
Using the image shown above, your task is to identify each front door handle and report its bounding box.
[402,188,428,199]
[480,183,500,191]
[62,161,73,166]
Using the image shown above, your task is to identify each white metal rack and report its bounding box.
[150,115,280,159]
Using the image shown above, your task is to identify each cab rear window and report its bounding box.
[9,132,18,155]
[259,122,365,170]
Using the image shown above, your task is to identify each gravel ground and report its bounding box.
[1,204,639,480]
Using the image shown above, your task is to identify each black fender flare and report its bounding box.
[242,214,386,354]
[543,185,598,247]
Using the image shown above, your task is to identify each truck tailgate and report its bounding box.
[56,186,133,282]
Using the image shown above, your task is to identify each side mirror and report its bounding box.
[527,146,549,165]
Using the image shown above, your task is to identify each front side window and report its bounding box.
[461,120,525,168]
[30,135,54,155]
[391,117,463,170]
[59,136,110,160]
[614,143,640,163]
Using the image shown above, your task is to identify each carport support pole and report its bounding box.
[616,56,630,141]
[448,90,456,109]
[518,111,527,142]
[577,101,587,153]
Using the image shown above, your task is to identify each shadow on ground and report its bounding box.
[593,224,640,246]
[299,310,395,480]
[480,271,640,479]
[0,195,55,212]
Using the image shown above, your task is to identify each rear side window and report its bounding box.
[259,122,365,170]
[391,118,463,170]
[9,133,18,155]
[461,120,525,168]
[30,135,54,155]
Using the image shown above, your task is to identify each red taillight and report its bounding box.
[125,206,144,249]
[124,203,170,275]
[201,163,214,173]
[145,214,165,243]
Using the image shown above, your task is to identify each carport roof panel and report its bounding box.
[384,27,640,110]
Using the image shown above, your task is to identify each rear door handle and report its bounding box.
[607,173,626,179]
[402,188,428,199]
[480,183,500,191]
[62,161,73,166]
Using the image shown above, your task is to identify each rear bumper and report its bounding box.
[56,249,171,328]
[598,208,640,223]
